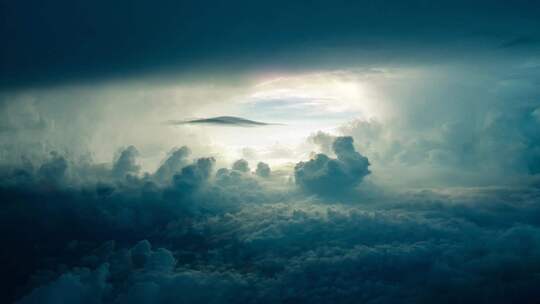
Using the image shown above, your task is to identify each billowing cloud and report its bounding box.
[171,157,215,192]
[295,136,370,196]
[154,146,191,184]
[112,146,140,178]
[232,159,250,173]
[255,162,271,178]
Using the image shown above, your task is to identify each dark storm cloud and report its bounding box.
[1,0,539,88]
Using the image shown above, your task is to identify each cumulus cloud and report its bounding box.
[112,146,140,178]
[295,136,370,196]
[232,159,250,173]
[153,146,191,184]
[172,157,215,192]
[255,162,271,178]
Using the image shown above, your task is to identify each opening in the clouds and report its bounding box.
[182,72,383,167]
[245,72,380,123]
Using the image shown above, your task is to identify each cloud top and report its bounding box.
[295,136,370,196]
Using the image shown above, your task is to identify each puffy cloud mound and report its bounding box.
[232,159,250,173]
[112,146,140,178]
[172,157,215,191]
[295,136,370,195]
[255,162,271,178]
[154,146,191,184]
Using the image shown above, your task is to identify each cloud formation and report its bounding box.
[2,148,539,304]
[295,136,370,196]
[255,162,271,178]
[112,146,140,178]
[166,116,271,127]
[154,146,191,184]
[232,159,250,173]
[1,2,540,302]
[2,1,539,88]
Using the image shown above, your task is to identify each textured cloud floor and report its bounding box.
[2,140,540,304]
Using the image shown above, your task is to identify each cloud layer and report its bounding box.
[2,142,540,303]
[2,1,539,88]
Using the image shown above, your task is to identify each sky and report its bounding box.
[1,1,540,303]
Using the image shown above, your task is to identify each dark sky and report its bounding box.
[1,0,539,89]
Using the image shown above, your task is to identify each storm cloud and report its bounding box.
[1,1,539,89]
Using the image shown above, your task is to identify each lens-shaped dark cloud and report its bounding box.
[166,116,273,127]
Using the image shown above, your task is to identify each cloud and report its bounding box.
[308,131,336,155]
[37,151,68,183]
[295,136,370,196]
[2,2,540,302]
[5,158,540,304]
[112,146,140,178]
[166,116,272,127]
[17,264,110,304]
[2,60,540,301]
[0,98,49,133]
[255,162,271,178]
[153,146,191,184]
[171,157,215,192]
[2,1,539,88]
[231,159,250,173]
